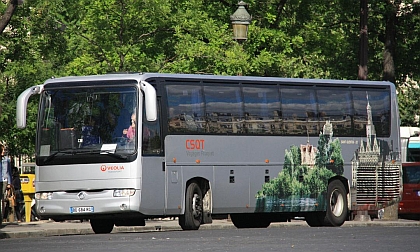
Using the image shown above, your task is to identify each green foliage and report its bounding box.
[398,81,420,127]
[2,0,420,157]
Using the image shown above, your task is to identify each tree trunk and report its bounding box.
[0,0,19,34]
[383,1,400,84]
[358,0,368,80]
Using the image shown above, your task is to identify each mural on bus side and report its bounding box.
[255,94,401,213]
[255,120,339,212]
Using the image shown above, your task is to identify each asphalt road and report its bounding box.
[0,225,419,252]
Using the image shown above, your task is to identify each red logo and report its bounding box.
[186,139,205,150]
[100,164,125,172]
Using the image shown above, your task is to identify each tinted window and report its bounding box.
[317,88,353,136]
[204,86,244,134]
[166,85,205,133]
[164,82,391,138]
[143,100,162,155]
[353,89,390,137]
[243,86,281,134]
[37,86,138,165]
[281,88,318,135]
[403,165,420,184]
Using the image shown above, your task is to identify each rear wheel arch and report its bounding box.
[183,177,211,214]
[179,177,212,230]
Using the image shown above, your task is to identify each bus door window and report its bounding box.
[143,100,161,155]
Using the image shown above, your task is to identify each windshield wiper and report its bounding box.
[43,150,77,163]
[77,149,128,160]
[43,149,128,163]
[100,150,128,160]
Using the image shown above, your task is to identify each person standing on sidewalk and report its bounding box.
[11,167,22,222]
[1,144,12,225]
[2,183,16,222]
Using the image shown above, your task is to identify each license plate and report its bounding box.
[70,206,94,213]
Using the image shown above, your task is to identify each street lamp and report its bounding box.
[230,1,252,42]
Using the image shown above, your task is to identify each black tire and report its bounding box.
[90,219,114,234]
[179,182,203,230]
[324,180,348,226]
[305,212,326,227]
[230,213,271,229]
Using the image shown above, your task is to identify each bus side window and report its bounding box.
[166,84,204,134]
[317,88,353,137]
[204,85,244,134]
[243,86,281,135]
[281,88,318,136]
[352,90,391,137]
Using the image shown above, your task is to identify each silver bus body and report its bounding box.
[16,73,402,231]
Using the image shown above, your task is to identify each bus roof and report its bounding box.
[42,72,394,88]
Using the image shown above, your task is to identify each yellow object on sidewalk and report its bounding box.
[20,174,36,222]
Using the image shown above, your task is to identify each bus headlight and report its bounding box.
[113,189,135,197]
[35,192,53,200]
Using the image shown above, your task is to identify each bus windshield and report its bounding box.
[37,86,138,163]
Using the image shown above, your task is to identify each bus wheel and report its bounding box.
[90,219,114,234]
[230,213,271,228]
[179,182,203,230]
[325,180,347,226]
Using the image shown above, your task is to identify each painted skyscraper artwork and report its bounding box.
[351,93,401,210]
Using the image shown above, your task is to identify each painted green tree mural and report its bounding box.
[329,139,344,175]
[315,125,344,175]
[256,123,342,212]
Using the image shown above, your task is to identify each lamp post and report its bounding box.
[230,1,252,42]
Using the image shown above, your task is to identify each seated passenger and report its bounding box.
[123,113,136,142]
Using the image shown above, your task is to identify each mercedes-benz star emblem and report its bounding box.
[77,191,86,200]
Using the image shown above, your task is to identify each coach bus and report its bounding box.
[16,73,402,233]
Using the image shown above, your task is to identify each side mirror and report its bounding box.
[140,81,157,122]
[16,85,43,129]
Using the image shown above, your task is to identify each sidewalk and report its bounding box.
[1,218,419,240]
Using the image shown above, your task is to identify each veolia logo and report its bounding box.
[100,164,125,172]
